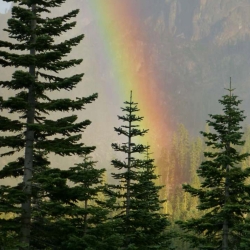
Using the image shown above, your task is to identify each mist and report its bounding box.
[1,0,250,173]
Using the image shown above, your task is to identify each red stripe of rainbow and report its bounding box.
[88,0,170,156]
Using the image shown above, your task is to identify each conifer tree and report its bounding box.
[0,0,97,247]
[177,81,250,249]
[30,155,122,250]
[111,92,172,249]
[129,147,173,249]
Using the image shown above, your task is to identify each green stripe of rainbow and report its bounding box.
[88,0,170,156]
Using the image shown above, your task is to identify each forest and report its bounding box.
[1,1,250,250]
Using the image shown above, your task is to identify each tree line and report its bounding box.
[1,1,250,249]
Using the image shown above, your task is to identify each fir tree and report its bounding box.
[177,80,250,249]
[0,0,97,248]
[31,155,122,250]
[129,147,173,249]
[111,91,172,249]
[67,156,123,250]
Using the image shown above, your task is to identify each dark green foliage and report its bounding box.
[177,83,250,249]
[30,155,122,249]
[111,92,172,249]
[129,151,174,249]
[0,0,98,247]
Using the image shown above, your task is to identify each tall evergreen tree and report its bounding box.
[0,0,97,248]
[30,155,122,250]
[111,91,172,249]
[130,147,173,249]
[177,81,250,249]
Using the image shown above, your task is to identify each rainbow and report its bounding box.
[87,0,171,156]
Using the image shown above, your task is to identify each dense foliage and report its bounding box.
[0,0,97,248]
[110,92,172,249]
[177,84,250,249]
[1,1,250,250]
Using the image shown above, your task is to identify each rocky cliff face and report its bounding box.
[132,0,250,132]
[146,0,250,45]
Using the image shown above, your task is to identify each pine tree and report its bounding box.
[0,0,97,248]
[188,138,202,215]
[130,147,173,249]
[110,91,172,249]
[177,81,250,249]
[158,149,174,216]
[30,155,122,250]
[69,156,123,250]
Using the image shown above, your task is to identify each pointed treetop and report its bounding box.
[125,90,138,106]
[225,77,235,97]
[144,143,153,160]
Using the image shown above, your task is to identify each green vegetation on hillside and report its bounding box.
[1,1,250,250]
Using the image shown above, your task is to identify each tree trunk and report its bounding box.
[223,80,232,250]
[222,163,229,250]
[126,114,131,217]
[21,4,37,248]
[126,91,132,246]
[84,199,88,235]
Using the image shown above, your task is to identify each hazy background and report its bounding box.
[1,0,250,175]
